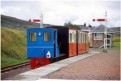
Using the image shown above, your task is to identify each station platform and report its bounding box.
[6,51,100,80]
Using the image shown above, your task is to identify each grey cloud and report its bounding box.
[1,0,120,27]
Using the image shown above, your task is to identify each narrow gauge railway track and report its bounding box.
[1,61,30,73]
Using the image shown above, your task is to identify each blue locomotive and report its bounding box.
[27,26,89,69]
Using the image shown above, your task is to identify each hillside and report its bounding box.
[1,15,55,29]
[1,27,28,68]
[1,15,59,68]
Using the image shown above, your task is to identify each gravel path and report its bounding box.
[43,53,120,80]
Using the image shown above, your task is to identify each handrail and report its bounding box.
[41,49,45,52]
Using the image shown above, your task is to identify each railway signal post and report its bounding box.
[40,13,43,28]
[103,11,108,53]
[93,12,108,53]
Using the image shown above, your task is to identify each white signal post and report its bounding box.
[40,13,43,28]
[104,11,108,53]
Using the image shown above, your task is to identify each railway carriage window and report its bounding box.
[78,33,80,43]
[30,32,37,42]
[81,33,82,43]
[85,33,86,43]
[80,33,81,43]
[72,33,74,42]
[69,32,76,43]
[87,33,88,43]
[84,33,86,43]
[83,33,85,43]
[82,33,84,43]
[85,34,86,43]
[69,33,72,42]
[82,33,83,43]
[44,32,51,41]
[74,33,76,42]
[86,33,88,43]
[83,33,84,43]
[84,33,85,43]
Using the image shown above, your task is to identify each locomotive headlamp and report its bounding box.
[38,32,41,35]
[46,51,51,58]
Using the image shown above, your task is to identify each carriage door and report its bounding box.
[69,30,77,57]
[53,30,60,57]
[43,30,56,58]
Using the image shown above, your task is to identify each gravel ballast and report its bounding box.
[1,65,30,80]
[43,53,120,80]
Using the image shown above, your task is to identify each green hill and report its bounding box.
[1,15,57,68]
[1,15,55,29]
[1,27,28,68]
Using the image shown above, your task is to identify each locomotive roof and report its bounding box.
[27,27,57,30]
[46,26,68,29]
[27,26,79,31]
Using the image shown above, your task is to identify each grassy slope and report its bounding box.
[108,36,120,53]
[112,36,120,49]
[1,27,29,68]
[102,36,120,54]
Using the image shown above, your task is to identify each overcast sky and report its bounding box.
[1,0,120,27]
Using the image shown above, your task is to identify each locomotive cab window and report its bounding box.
[30,32,37,42]
[44,32,51,41]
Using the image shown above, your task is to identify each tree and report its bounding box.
[64,22,73,27]
[88,24,92,28]
[84,22,86,26]
[64,22,80,29]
